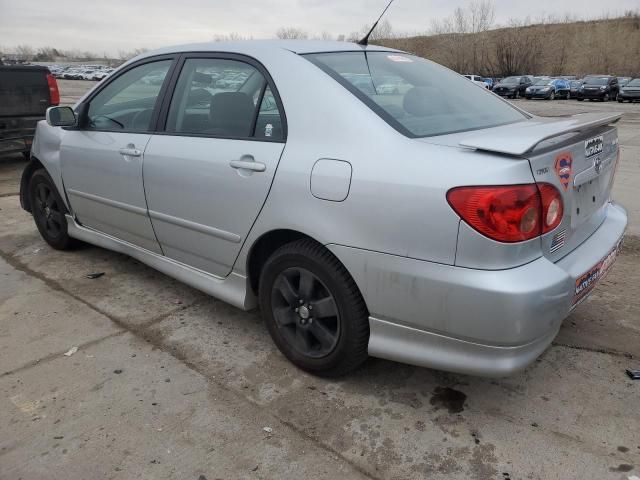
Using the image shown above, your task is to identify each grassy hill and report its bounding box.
[381,16,640,78]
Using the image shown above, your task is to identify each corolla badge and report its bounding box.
[554,152,573,191]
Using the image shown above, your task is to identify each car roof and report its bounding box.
[131,40,403,61]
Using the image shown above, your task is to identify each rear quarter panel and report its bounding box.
[234,51,538,274]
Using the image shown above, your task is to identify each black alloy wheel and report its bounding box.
[259,239,369,377]
[29,169,76,250]
[271,267,340,359]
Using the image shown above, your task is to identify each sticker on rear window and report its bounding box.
[585,136,603,158]
[387,55,413,63]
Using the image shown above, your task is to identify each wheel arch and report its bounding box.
[245,229,367,312]
[246,229,316,295]
[20,156,46,212]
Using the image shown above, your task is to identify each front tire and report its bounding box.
[549,91,555,100]
[28,169,76,250]
[259,239,369,377]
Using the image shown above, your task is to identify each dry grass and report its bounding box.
[381,16,640,77]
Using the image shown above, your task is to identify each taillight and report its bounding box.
[446,183,563,243]
[538,183,563,234]
[46,73,60,106]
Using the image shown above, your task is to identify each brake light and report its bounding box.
[46,73,60,106]
[446,183,563,243]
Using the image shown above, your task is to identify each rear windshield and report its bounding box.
[305,52,527,138]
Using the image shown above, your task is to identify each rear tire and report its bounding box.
[28,169,77,250]
[259,239,369,377]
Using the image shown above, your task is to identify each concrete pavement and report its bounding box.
[0,88,639,480]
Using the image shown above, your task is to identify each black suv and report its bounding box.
[492,76,534,99]
[576,76,619,101]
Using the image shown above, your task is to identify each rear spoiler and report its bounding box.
[460,112,622,156]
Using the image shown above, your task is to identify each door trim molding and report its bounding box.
[65,214,256,310]
[148,209,242,244]
[67,189,149,216]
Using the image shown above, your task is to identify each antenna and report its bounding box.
[358,0,396,46]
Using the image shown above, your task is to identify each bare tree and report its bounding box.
[360,19,394,41]
[275,27,308,40]
[118,48,148,61]
[213,32,249,42]
[490,19,544,75]
[15,44,35,61]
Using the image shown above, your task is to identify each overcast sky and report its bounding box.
[1,0,637,56]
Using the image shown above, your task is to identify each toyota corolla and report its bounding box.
[22,41,626,377]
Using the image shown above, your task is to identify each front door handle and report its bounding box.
[229,158,266,172]
[119,144,142,157]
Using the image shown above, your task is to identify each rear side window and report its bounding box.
[166,58,284,140]
[306,52,527,138]
[87,60,171,132]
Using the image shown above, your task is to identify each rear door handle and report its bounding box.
[119,145,142,157]
[229,158,266,172]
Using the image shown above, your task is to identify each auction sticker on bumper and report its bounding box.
[573,238,623,306]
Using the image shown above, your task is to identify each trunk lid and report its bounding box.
[0,66,52,117]
[459,112,622,262]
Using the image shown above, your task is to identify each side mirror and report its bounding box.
[46,106,77,127]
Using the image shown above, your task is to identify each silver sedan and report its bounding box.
[22,40,626,377]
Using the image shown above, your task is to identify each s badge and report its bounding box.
[554,152,573,191]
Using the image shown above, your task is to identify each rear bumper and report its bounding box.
[329,202,627,376]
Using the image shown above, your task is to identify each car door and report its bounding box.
[143,54,286,277]
[61,57,175,253]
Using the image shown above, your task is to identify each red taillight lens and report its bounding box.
[538,183,563,234]
[446,183,563,243]
[46,73,60,106]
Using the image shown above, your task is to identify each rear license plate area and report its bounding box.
[572,238,623,307]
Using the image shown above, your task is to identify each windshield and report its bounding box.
[584,77,609,86]
[534,79,553,86]
[305,52,527,138]
[626,78,640,87]
[501,77,521,84]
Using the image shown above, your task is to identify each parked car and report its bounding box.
[576,75,619,101]
[23,41,626,377]
[492,76,533,98]
[525,78,570,100]
[617,77,631,88]
[618,77,640,102]
[568,80,583,98]
[482,77,494,89]
[463,74,489,88]
[0,65,59,157]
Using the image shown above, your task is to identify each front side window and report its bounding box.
[87,60,172,131]
[306,52,527,138]
[166,58,283,140]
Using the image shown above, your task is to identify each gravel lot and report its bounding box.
[1,81,639,480]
